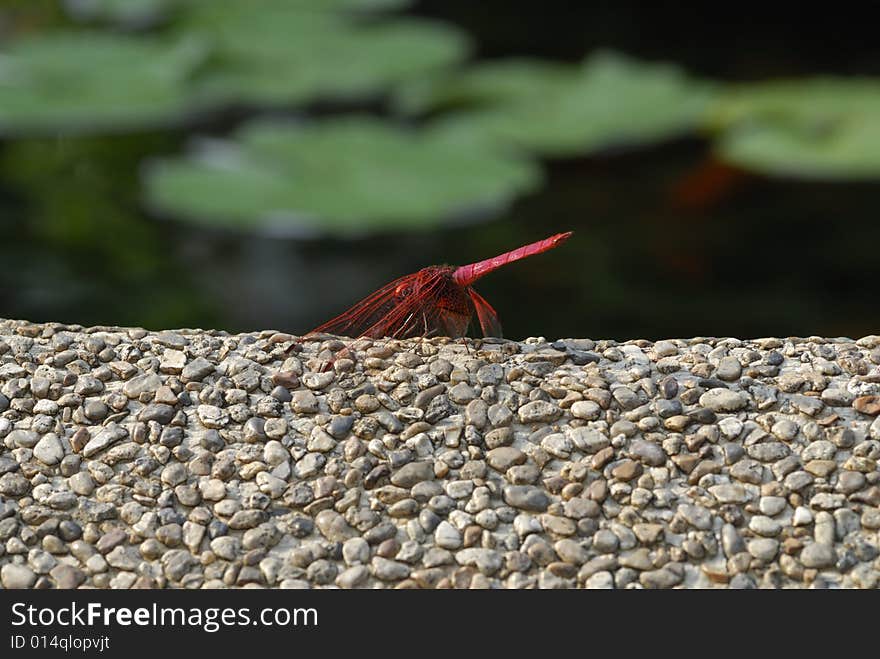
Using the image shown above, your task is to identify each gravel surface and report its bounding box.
[0,318,878,589]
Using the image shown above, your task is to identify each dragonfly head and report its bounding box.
[393,266,456,301]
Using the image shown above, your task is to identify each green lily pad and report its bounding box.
[2,3,464,135]
[0,32,206,135]
[396,51,715,157]
[143,117,542,235]
[178,4,469,107]
[710,79,880,179]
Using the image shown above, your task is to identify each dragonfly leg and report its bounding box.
[317,344,356,373]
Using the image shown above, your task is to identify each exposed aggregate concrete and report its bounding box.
[0,318,879,589]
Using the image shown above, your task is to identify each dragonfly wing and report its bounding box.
[311,269,457,340]
[431,308,471,338]
[310,274,419,339]
[467,287,502,337]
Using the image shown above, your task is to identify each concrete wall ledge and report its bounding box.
[1,318,878,589]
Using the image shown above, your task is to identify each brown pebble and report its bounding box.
[273,370,300,388]
[611,459,642,482]
[561,483,583,500]
[71,427,89,453]
[671,453,700,474]
[588,479,608,502]
[463,525,482,548]
[853,395,880,415]
[376,538,400,559]
[591,446,614,470]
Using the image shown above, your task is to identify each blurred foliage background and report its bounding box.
[1,0,879,339]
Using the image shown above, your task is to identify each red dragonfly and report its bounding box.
[310,232,572,340]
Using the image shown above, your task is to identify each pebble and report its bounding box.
[503,486,550,512]
[9,429,38,448]
[198,405,229,429]
[748,442,790,462]
[570,401,601,420]
[853,395,880,416]
[570,428,609,453]
[759,496,787,516]
[618,548,652,570]
[611,459,641,481]
[838,474,866,500]
[1,563,37,588]
[456,548,503,575]
[486,447,526,472]
[160,349,186,374]
[50,564,86,589]
[747,538,779,561]
[122,373,162,398]
[640,566,683,589]
[554,539,589,565]
[749,516,782,537]
[337,565,370,589]
[800,543,836,568]
[342,537,370,565]
[592,529,619,553]
[699,388,748,413]
[629,439,666,467]
[314,510,356,542]
[585,571,614,589]
[716,356,742,381]
[106,546,140,570]
[632,523,664,544]
[518,400,562,423]
[390,461,434,487]
[291,391,319,414]
[793,506,813,526]
[33,433,65,465]
[82,424,127,458]
[96,529,127,554]
[182,357,214,381]
[709,483,752,504]
[371,557,410,581]
[791,395,823,417]
[771,419,799,441]
[680,504,712,531]
[434,521,462,550]
[719,417,743,440]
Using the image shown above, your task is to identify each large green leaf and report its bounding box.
[1,3,465,135]
[395,51,716,157]
[710,79,880,179]
[143,117,542,235]
[0,32,206,135]
[178,4,468,107]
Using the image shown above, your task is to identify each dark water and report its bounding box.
[1,2,879,340]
